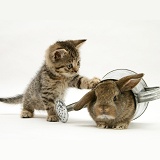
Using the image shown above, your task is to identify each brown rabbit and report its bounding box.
[74,73,144,129]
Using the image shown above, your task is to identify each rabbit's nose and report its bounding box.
[104,108,110,113]
[98,107,105,114]
[104,107,117,117]
[99,107,110,114]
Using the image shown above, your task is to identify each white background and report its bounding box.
[0,1,160,160]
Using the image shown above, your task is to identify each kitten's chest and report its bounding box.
[54,80,69,100]
[48,78,69,95]
[56,80,68,91]
[41,72,70,99]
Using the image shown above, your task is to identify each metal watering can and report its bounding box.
[55,69,160,123]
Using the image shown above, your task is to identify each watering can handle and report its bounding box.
[137,87,160,103]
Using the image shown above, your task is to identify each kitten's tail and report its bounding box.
[0,94,23,104]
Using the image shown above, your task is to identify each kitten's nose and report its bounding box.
[73,68,78,72]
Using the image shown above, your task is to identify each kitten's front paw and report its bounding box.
[89,77,101,89]
[47,115,59,122]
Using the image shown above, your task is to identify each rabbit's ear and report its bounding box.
[74,90,96,111]
[117,73,144,92]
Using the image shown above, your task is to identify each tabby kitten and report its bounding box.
[0,39,100,122]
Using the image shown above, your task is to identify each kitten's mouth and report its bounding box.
[61,72,78,77]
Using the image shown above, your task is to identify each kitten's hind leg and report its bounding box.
[21,99,34,118]
[21,109,34,118]
[46,107,59,122]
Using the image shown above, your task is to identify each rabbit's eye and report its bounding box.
[113,96,117,102]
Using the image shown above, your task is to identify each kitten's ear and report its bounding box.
[72,39,87,49]
[51,49,67,61]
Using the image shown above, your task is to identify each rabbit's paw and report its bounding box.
[114,123,128,130]
[89,77,101,89]
[97,122,108,129]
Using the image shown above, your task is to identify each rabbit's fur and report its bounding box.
[74,73,144,129]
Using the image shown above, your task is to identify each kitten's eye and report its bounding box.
[67,64,73,69]
[113,96,117,102]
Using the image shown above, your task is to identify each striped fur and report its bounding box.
[0,40,100,122]
[0,94,23,104]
